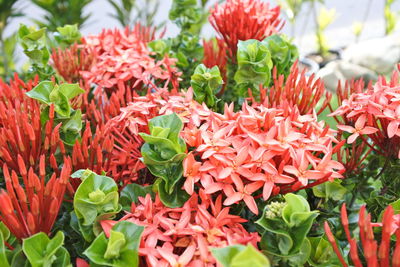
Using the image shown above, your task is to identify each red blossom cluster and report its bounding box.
[104,88,208,185]
[0,75,66,175]
[102,192,259,266]
[183,102,344,215]
[331,72,400,158]
[202,38,228,93]
[108,88,344,215]
[51,43,96,83]
[209,0,282,59]
[325,204,400,267]
[256,63,332,115]
[80,25,180,93]
[0,157,71,240]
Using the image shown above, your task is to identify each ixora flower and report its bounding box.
[80,26,180,93]
[209,0,282,59]
[257,62,332,116]
[324,204,400,267]
[183,102,344,215]
[101,193,260,266]
[0,157,71,239]
[331,71,400,158]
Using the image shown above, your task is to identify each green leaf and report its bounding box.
[262,34,298,78]
[49,86,71,118]
[190,64,222,108]
[120,184,155,211]
[313,179,347,201]
[0,231,10,267]
[84,221,144,267]
[139,113,187,199]
[157,179,189,208]
[22,231,70,267]
[58,83,85,100]
[54,24,82,46]
[257,194,318,257]
[73,170,121,242]
[26,81,54,105]
[211,245,270,267]
[210,245,245,267]
[308,237,341,267]
[234,39,273,87]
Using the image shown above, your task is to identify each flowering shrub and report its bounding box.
[0,0,399,266]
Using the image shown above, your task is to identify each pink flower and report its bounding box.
[337,114,378,143]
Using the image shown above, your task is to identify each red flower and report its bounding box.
[202,38,227,95]
[331,71,400,158]
[0,75,66,175]
[0,157,72,239]
[255,62,332,115]
[209,0,282,60]
[102,192,260,266]
[325,203,400,267]
[51,43,96,83]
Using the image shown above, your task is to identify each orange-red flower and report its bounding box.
[209,0,282,60]
[0,157,72,239]
[102,192,260,266]
[325,204,400,267]
[331,71,400,158]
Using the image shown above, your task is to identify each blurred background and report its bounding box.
[4,0,400,54]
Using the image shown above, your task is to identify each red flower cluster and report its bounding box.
[183,102,344,214]
[202,38,227,94]
[102,192,259,266]
[256,63,332,115]
[325,204,400,267]
[104,88,207,185]
[209,0,282,59]
[51,43,96,83]
[331,71,400,158]
[0,157,71,239]
[0,75,66,175]
[80,25,180,92]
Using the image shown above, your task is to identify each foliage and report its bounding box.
[0,0,21,79]
[107,0,165,29]
[73,170,122,242]
[53,24,82,48]
[84,221,144,267]
[190,63,223,109]
[257,194,318,264]
[211,245,271,267]
[26,81,85,145]
[139,113,189,207]
[30,0,92,31]
[262,35,298,78]
[234,39,272,101]
[384,0,399,35]
[1,1,400,266]
[18,24,54,80]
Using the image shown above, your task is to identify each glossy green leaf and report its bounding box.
[211,245,270,267]
[58,83,85,100]
[0,231,10,267]
[120,184,155,211]
[262,34,298,78]
[308,237,341,267]
[84,221,144,267]
[234,39,272,87]
[257,194,318,257]
[73,170,121,242]
[190,64,222,108]
[22,231,70,267]
[157,179,189,208]
[26,81,54,105]
[54,24,82,46]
